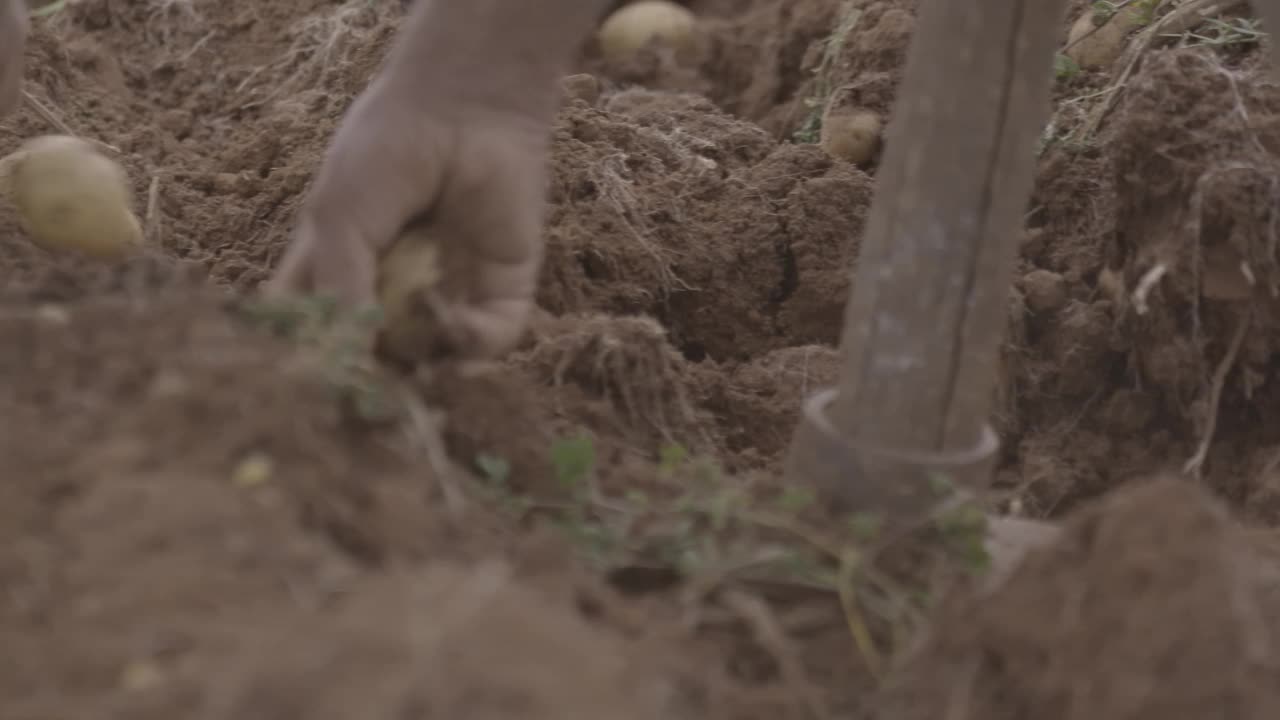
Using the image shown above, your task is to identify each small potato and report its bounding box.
[1064,5,1146,70]
[597,1,697,63]
[819,106,882,167]
[0,134,143,259]
[376,222,445,362]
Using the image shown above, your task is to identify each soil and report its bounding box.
[6,0,1280,717]
[875,476,1280,720]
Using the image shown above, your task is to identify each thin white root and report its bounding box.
[145,175,162,246]
[722,589,830,720]
[1184,310,1250,477]
[1132,262,1168,315]
[1084,0,1248,135]
[402,394,468,517]
[21,91,123,155]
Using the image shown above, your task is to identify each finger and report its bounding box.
[428,136,548,360]
[444,298,536,360]
[289,105,447,308]
[293,201,380,308]
[261,227,314,299]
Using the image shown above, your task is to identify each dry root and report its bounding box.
[236,0,395,105]
[520,313,704,444]
[1184,308,1250,477]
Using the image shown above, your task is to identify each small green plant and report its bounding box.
[472,452,533,516]
[30,0,69,19]
[847,511,883,543]
[1090,0,1157,27]
[558,518,622,565]
[235,295,396,423]
[550,433,596,497]
[1133,0,1159,25]
[792,1,863,144]
[1054,52,1080,81]
[475,453,511,488]
[777,486,816,513]
[1169,16,1267,49]
[1090,0,1120,25]
[463,432,1004,686]
[935,502,991,573]
[657,442,689,476]
[927,471,955,497]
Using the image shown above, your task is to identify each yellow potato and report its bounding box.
[376,222,445,362]
[597,1,697,63]
[1064,5,1147,70]
[0,134,143,259]
[820,105,882,167]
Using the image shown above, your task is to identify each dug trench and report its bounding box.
[6,0,1280,717]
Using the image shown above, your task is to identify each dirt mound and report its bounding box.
[0,295,438,716]
[4,0,403,292]
[699,344,839,467]
[544,88,872,362]
[876,476,1280,720]
[0,295,454,563]
[0,295,708,720]
[12,0,1280,717]
[587,0,915,141]
[1104,48,1280,515]
[199,564,676,720]
[999,41,1280,519]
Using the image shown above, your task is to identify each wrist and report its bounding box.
[381,0,608,122]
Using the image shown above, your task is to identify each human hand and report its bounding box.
[1,0,28,117]
[263,73,552,363]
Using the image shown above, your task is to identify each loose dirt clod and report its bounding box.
[518,313,708,446]
[203,564,674,720]
[874,476,1280,720]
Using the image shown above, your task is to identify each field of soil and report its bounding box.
[6,0,1280,717]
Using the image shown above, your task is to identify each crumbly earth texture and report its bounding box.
[6,0,1280,717]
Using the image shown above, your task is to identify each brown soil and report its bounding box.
[7,0,1280,717]
[875,476,1280,720]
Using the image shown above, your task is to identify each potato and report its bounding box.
[376,221,445,362]
[819,105,882,167]
[1064,5,1147,70]
[597,1,697,63]
[0,134,143,259]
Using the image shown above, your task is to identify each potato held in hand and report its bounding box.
[0,134,143,260]
[376,221,447,364]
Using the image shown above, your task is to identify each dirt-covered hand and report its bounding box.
[0,0,27,118]
[263,74,551,362]
[263,0,605,363]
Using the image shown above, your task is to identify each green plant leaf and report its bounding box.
[475,453,511,486]
[551,433,596,491]
[778,486,816,513]
[847,512,883,542]
[658,443,689,474]
[1053,52,1079,80]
